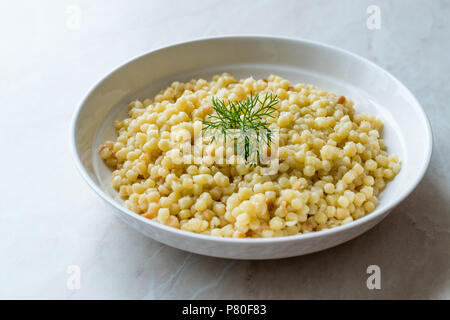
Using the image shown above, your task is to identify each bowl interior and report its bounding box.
[74,37,431,230]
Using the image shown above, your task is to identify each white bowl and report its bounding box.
[71,36,432,260]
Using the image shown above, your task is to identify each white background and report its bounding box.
[1,0,449,299]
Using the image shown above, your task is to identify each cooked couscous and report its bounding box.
[99,73,400,238]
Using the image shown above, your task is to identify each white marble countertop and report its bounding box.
[1,0,449,299]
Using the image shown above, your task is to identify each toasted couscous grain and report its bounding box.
[99,73,400,238]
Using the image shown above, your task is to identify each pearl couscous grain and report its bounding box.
[99,73,400,238]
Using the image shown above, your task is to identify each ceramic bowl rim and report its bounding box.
[70,34,433,244]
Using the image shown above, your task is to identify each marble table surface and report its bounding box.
[1,0,449,299]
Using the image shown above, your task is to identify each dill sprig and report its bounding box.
[202,92,279,164]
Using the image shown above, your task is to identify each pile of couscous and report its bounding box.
[99,73,400,238]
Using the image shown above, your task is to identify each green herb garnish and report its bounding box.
[202,92,279,165]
